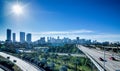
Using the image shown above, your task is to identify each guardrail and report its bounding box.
[77,46,105,71]
[0,52,45,71]
[85,53,105,71]
[23,59,45,71]
[0,64,12,71]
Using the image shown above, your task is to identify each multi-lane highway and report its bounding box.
[0,68,4,71]
[0,52,42,71]
[78,45,120,71]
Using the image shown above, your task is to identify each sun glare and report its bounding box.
[12,4,23,15]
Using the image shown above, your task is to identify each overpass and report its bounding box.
[77,45,120,71]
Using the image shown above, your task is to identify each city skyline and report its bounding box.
[0,0,120,42]
[2,29,120,43]
[5,29,32,42]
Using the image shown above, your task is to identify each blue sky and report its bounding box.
[0,0,120,42]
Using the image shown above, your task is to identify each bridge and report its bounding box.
[77,45,120,71]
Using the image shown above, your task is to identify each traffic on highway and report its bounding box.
[0,52,42,71]
[78,45,120,71]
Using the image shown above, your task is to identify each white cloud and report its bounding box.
[76,34,120,42]
[32,29,94,35]
[30,30,120,42]
[0,36,5,41]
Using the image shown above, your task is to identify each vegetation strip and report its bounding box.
[0,55,22,71]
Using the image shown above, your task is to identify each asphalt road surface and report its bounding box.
[78,45,120,71]
[0,52,42,71]
[0,68,4,71]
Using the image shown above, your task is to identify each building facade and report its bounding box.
[13,33,16,42]
[20,32,25,43]
[26,33,32,43]
[6,29,11,41]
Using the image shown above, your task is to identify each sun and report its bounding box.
[12,4,23,15]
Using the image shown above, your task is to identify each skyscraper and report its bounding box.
[13,33,16,42]
[76,37,79,41]
[20,32,25,43]
[26,33,32,43]
[39,37,45,44]
[76,37,80,44]
[6,29,11,41]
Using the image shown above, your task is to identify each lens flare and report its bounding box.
[12,4,23,15]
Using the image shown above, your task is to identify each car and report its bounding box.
[109,57,116,60]
[99,57,104,61]
[7,56,10,59]
[13,60,17,63]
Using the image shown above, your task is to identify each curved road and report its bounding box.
[78,45,120,71]
[0,52,42,71]
[0,68,4,71]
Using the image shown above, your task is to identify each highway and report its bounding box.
[78,45,120,71]
[0,68,4,71]
[0,52,42,71]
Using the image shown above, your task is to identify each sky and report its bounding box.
[0,0,120,42]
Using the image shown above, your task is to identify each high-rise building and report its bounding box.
[26,33,32,43]
[76,37,80,44]
[6,29,11,41]
[38,37,46,44]
[20,32,25,43]
[76,37,79,41]
[57,36,61,43]
[13,33,16,42]
[47,37,50,42]
[57,36,60,39]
